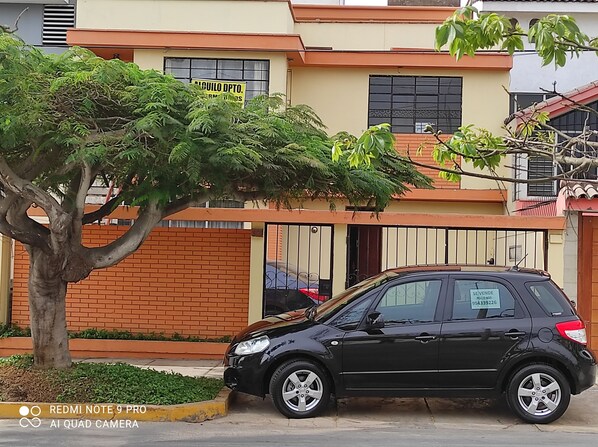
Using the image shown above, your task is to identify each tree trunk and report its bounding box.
[27,246,72,369]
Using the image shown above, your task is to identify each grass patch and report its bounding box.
[0,325,232,343]
[0,354,223,405]
[0,353,34,368]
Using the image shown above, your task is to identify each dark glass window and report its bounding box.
[329,299,373,331]
[374,280,441,324]
[368,76,462,133]
[526,282,574,317]
[509,92,556,115]
[164,58,269,100]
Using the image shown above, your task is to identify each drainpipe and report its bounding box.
[0,236,12,325]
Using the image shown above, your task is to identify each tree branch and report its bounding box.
[0,155,63,222]
[85,129,128,145]
[0,7,28,33]
[0,194,49,250]
[90,200,163,269]
[82,194,124,224]
[406,156,597,185]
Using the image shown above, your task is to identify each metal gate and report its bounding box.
[263,224,334,317]
[348,225,548,286]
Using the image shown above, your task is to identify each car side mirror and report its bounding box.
[366,311,385,329]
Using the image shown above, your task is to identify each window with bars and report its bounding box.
[522,101,598,197]
[164,58,269,101]
[368,75,462,134]
[42,4,76,46]
[527,156,557,197]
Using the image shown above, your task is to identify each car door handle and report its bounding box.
[414,334,437,342]
[504,330,526,338]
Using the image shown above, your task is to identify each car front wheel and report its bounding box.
[506,364,571,424]
[269,359,330,419]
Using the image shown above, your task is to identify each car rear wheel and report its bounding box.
[506,364,571,424]
[269,359,330,419]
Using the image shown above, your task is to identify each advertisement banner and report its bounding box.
[192,79,246,105]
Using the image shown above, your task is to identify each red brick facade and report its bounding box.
[11,226,251,338]
[394,134,460,190]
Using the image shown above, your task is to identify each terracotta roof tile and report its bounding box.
[561,181,598,199]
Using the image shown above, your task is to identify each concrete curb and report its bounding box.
[0,388,234,423]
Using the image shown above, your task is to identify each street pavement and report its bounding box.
[79,358,598,433]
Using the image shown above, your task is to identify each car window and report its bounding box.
[527,281,575,317]
[374,280,441,324]
[328,298,373,331]
[451,279,516,320]
[315,271,398,322]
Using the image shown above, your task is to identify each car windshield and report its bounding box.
[314,271,398,322]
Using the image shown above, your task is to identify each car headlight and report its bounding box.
[234,335,270,356]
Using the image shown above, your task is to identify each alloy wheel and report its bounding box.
[516,372,562,417]
[281,369,324,413]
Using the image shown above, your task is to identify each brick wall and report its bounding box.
[11,226,251,338]
[394,134,460,190]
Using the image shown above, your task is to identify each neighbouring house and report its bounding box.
[1,1,578,353]
[512,83,598,353]
[468,0,598,353]
[471,0,598,114]
[0,0,76,53]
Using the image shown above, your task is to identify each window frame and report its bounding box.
[513,98,598,199]
[367,75,463,134]
[444,275,528,322]
[163,57,270,101]
[367,275,447,327]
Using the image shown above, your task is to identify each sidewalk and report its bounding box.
[78,358,225,379]
[79,358,598,433]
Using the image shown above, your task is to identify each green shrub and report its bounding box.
[0,324,31,338]
[1,325,232,343]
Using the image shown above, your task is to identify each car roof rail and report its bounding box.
[385,263,550,278]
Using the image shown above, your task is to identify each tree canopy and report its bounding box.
[0,32,430,274]
[0,32,431,368]
[429,5,598,183]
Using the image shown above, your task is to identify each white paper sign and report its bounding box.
[470,289,501,309]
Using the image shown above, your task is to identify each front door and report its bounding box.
[437,276,532,389]
[342,277,445,391]
[347,225,382,287]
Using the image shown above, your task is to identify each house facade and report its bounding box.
[2,0,576,350]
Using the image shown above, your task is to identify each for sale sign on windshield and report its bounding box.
[470,289,501,309]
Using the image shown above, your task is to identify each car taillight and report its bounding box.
[299,288,328,303]
[555,320,587,345]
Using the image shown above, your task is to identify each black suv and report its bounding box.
[224,266,596,423]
